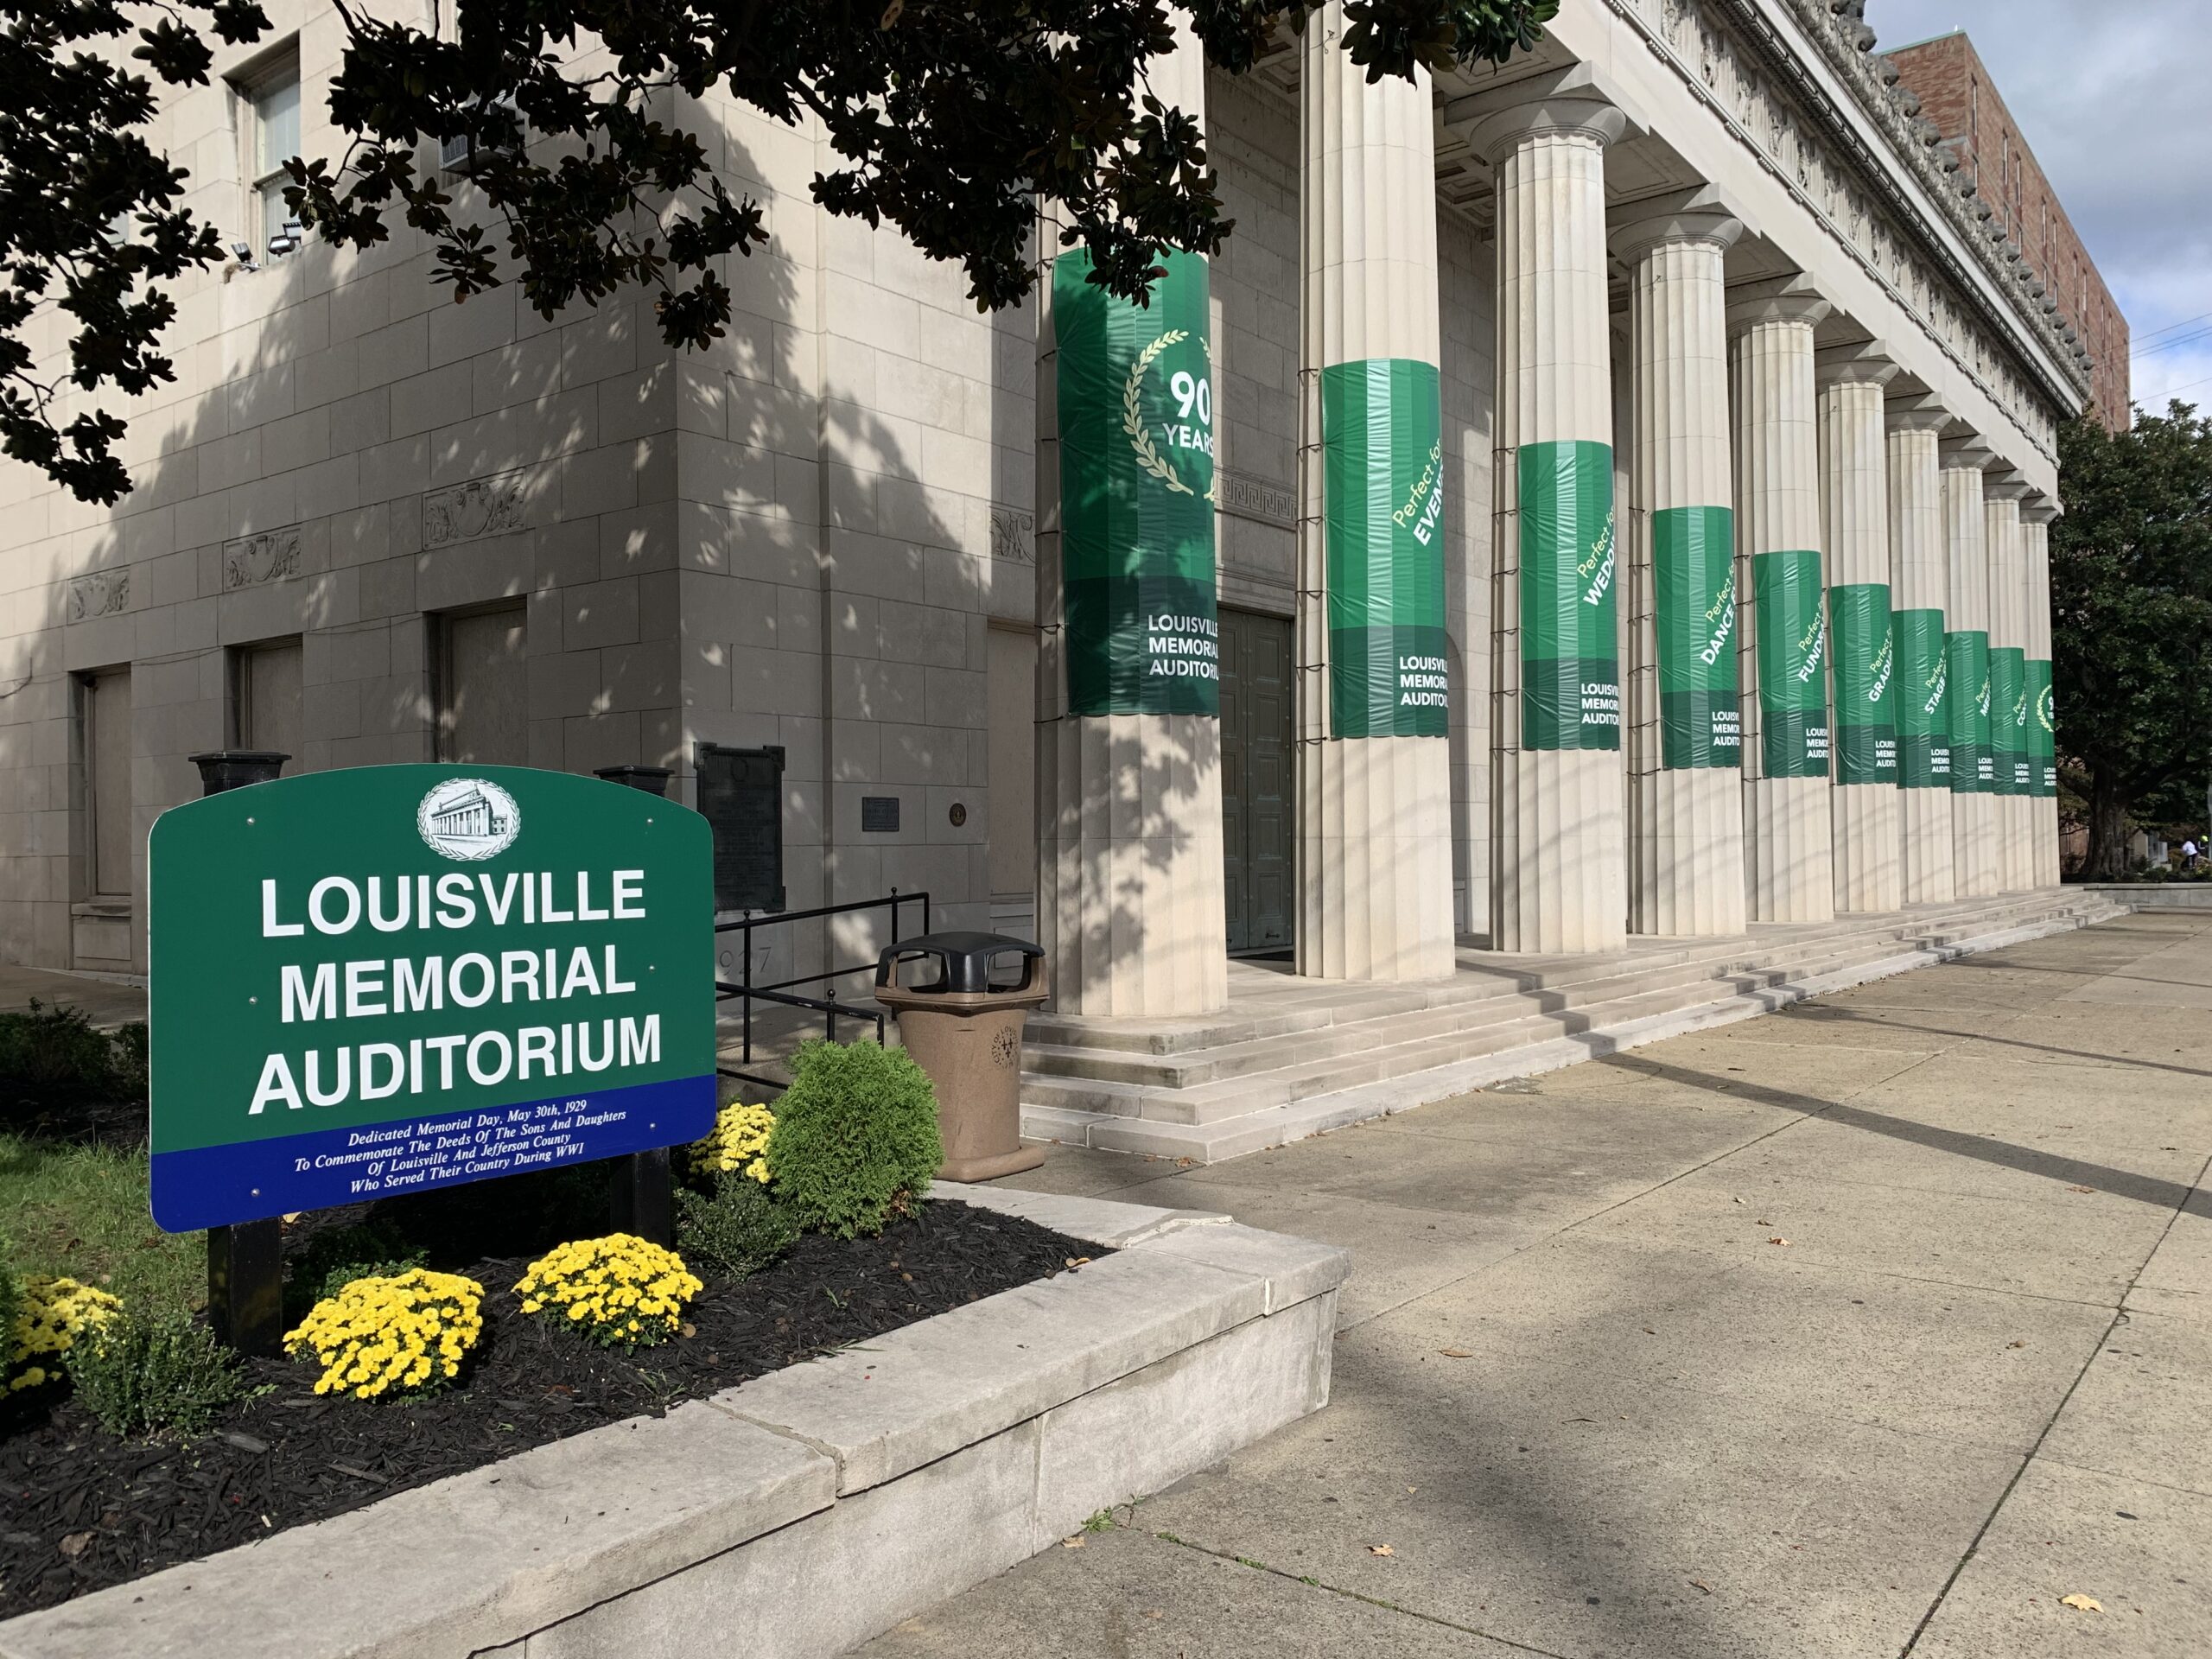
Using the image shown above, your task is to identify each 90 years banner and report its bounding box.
[1322,358,1449,738]
[1830,582,1896,786]
[1653,505,1739,768]
[2028,658,2056,797]
[1894,607,1951,787]
[1752,549,1828,778]
[1518,440,1620,751]
[1054,249,1219,716]
[149,767,715,1231]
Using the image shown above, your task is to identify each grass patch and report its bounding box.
[0,1133,201,1314]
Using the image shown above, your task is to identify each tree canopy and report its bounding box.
[0,0,1556,505]
[2050,403,2212,876]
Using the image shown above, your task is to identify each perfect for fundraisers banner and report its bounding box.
[1830,582,1896,786]
[1654,505,1739,768]
[1322,359,1448,737]
[1054,248,1218,715]
[1895,607,1951,788]
[1752,549,1828,778]
[149,766,715,1231]
[2028,658,2056,796]
[1946,629,1993,793]
[1991,646,2030,795]
[1519,440,1620,751]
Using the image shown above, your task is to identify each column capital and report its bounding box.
[1609,187,1742,264]
[1985,474,2033,502]
[2019,500,2061,525]
[1725,274,1830,336]
[1938,435,1997,473]
[1885,391,1951,434]
[1815,340,1899,390]
[1448,65,1629,162]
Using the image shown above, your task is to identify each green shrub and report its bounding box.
[0,1243,17,1391]
[0,1001,137,1101]
[67,1311,245,1438]
[765,1040,941,1238]
[675,1171,803,1279]
[285,1218,427,1319]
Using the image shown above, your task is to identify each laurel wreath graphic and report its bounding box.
[1122,330,1218,504]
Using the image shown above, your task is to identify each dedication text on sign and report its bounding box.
[149,766,716,1232]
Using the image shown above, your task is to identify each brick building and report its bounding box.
[1885,29,2129,428]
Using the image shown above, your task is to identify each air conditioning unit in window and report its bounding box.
[439,99,521,175]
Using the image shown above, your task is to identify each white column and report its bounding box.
[2021,501,2060,886]
[1294,4,1454,982]
[1984,482,2033,891]
[1886,396,1955,904]
[1818,344,1902,912]
[1616,192,1746,937]
[1729,277,1834,924]
[1463,70,1628,955]
[1034,25,1227,1017]
[1942,442,1999,897]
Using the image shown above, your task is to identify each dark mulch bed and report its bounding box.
[1,1197,1103,1615]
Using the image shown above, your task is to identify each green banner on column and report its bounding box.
[1322,359,1448,738]
[1518,440,1619,751]
[1946,629,1993,794]
[1654,505,1739,768]
[1753,549,1828,778]
[1054,248,1218,716]
[2028,659,2056,796]
[1895,607,1950,788]
[1831,582,1895,786]
[1991,646,2029,796]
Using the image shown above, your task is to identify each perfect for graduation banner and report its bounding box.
[1830,582,1896,786]
[1519,440,1619,751]
[1991,645,2030,796]
[1946,628,1993,794]
[1752,549,1828,778]
[1053,248,1218,717]
[1654,505,1739,769]
[1895,607,1951,788]
[1321,359,1448,738]
[2028,658,2056,797]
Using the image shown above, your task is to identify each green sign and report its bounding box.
[1654,505,1739,768]
[1752,549,1828,778]
[1991,646,2030,795]
[1895,607,1950,788]
[1322,358,1448,737]
[149,766,716,1232]
[2028,658,2056,796]
[1519,439,1619,751]
[1946,629,1993,794]
[1831,582,1896,785]
[1054,248,1218,716]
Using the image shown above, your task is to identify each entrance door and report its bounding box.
[1220,607,1294,953]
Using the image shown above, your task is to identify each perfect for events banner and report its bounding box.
[1053,248,1218,716]
[1752,549,1828,778]
[1519,440,1619,751]
[1991,645,2030,796]
[1895,607,1951,788]
[1653,505,1739,769]
[1830,582,1896,786]
[2028,658,2056,796]
[1946,628,1993,794]
[1321,358,1448,738]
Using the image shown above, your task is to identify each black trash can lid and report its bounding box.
[876,931,1044,995]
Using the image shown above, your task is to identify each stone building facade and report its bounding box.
[0,0,2087,1037]
[1884,29,2128,427]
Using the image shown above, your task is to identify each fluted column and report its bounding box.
[1294,4,1453,982]
[1984,481,2034,890]
[1887,397,1955,903]
[1034,22,1227,1016]
[1942,442,1998,897]
[1818,345,1901,912]
[1464,70,1628,954]
[1616,193,1746,937]
[2021,501,2060,886]
[1729,278,1834,924]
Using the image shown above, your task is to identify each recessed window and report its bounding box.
[240,53,301,253]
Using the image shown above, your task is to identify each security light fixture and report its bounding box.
[231,238,259,273]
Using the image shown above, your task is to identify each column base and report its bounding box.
[1494,747,1627,954]
[1630,766,1747,937]
[1745,775,1835,924]
[1900,786,1957,906]
[1834,781,1903,913]
[1297,735,1455,982]
[1951,794,2001,897]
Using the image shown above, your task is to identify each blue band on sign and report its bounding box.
[149,1074,715,1233]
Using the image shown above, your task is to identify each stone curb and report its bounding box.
[0,1190,1347,1659]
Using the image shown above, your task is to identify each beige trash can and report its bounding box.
[874,932,1049,1181]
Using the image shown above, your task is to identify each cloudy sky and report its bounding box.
[1866,0,2212,419]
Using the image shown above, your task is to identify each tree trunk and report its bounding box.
[2084,767,2131,878]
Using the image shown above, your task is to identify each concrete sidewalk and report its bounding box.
[859,912,2212,1658]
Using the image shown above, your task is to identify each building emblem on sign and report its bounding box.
[416,778,522,861]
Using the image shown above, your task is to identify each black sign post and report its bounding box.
[593,762,679,1246]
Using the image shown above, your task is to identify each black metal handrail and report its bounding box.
[714,890,931,1090]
